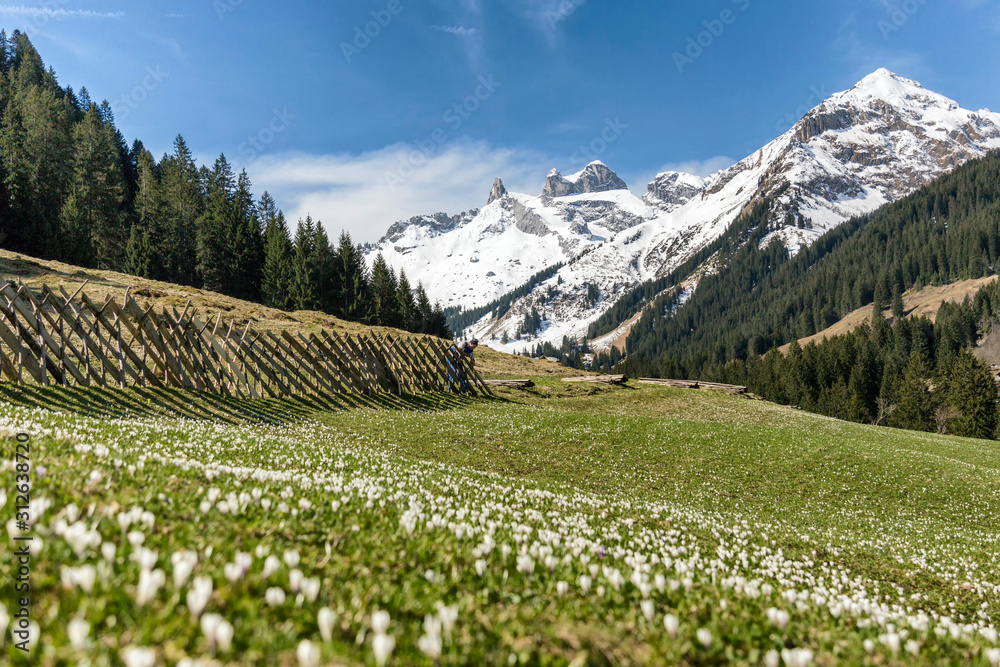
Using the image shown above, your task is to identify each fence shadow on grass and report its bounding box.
[0,382,501,426]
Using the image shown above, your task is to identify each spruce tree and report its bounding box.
[229,170,264,301]
[196,154,236,293]
[335,231,370,322]
[891,352,935,432]
[289,216,319,311]
[943,351,998,439]
[160,136,202,285]
[414,283,434,334]
[260,193,293,310]
[369,253,401,327]
[61,105,128,269]
[124,148,164,278]
[396,270,417,331]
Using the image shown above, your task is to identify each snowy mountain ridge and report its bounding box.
[368,69,1000,353]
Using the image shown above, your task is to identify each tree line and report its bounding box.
[698,291,999,439]
[0,31,449,338]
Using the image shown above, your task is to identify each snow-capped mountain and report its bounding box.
[373,69,1000,352]
[367,161,654,308]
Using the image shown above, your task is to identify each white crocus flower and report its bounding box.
[372,633,395,667]
[371,610,391,635]
[265,587,286,606]
[317,607,336,642]
[67,618,90,650]
[296,639,320,667]
[187,576,213,618]
[120,646,156,667]
[696,628,712,648]
[262,555,281,579]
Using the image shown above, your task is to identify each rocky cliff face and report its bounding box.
[487,177,508,205]
[644,171,709,212]
[542,161,629,197]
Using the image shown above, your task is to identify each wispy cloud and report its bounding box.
[246,140,553,244]
[0,5,125,19]
[432,24,478,38]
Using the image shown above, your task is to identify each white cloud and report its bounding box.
[0,5,124,19]
[431,25,478,38]
[245,140,553,244]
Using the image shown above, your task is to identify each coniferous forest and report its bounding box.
[0,31,451,338]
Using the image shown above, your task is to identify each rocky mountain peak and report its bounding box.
[487,177,508,205]
[542,161,629,198]
[644,171,709,212]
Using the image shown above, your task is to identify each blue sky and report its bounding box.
[3,0,999,241]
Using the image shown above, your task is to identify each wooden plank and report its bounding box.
[0,314,44,384]
[120,295,183,387]
[79,292,144,387]
[263,332,312,394]
[250,333,296,395]
[101,297,166,388]
[317,331,367,394]
[361,334,400,394]
[412,337,450,392]
[281,330,339,395]
[1,285,69,385]
[484,379,534,388]
[306,333,353,393]
[562,375,627,385]
[399,337,434,391]
[638,378,699,389]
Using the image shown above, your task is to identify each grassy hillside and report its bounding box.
[2,379,999,665]
[779,276,998,353]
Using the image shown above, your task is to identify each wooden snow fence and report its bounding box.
[0,282,490,398]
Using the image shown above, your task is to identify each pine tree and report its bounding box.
[891,282,905,320]
[396,270,417,331]
[414,283,434,334]
[160,136,202,285]
[289,216,319,311]
[369,253,401,327]
[335,231,370,322]
[229,170,263,301]
[124,148,164,278]
[260,193,293,310]
[943,350,998,439]
[311,221,338,313]
[0,32,73,257]
[61,105,128,269]
[196,154,237,293]
[891,352,935,432]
